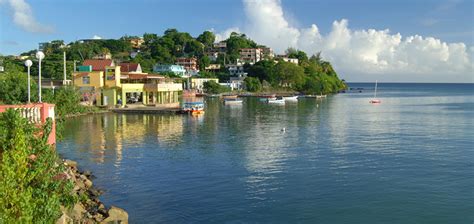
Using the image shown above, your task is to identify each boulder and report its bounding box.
[55,213,73,224]
[101,206,128,224]
[84,179,93,188]
[68,203,86,220]
[64,160,77,168]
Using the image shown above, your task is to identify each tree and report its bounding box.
[197,31,215,47]
[185,40,204,56]
[246,60,275,81]
[286,48,308,65]
[272,61,305,89]
[244,77,262,92]
[203,80,228,94]
[198,55,211,71]
[0,70,38,104]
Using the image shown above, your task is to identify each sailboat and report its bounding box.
[369,80,381,104]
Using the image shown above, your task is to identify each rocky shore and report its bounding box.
[56,159,128,224]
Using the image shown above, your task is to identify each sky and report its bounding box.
[0,0,473,82]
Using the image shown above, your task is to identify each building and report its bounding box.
[153,64,187,77]
[92,53,112,60]
[204,64,221,72]
[281,57,299,65]
[227,76,246,90]
[189,78,219,92]
[261,47,274,59]
[205,51,219,61]
[73,60,182,107]
[129,37,144,49]
[239,48,262,64]
[225,63,247,77]
[176,57,198,71]
[213,41,227,53]
[120,63,142,73]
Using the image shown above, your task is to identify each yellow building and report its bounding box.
[73,60,182,107]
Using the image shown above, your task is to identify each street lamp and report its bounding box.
[24,59,33,103]
[36,51,45,102]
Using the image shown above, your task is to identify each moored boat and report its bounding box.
[224,98,243,105]
[282,96,298,101]
[182,102,205,114]
[222,94,238,100]
[267,97,285,104]
[316,94,327,99]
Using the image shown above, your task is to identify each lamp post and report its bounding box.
[36,51,45,102]
[24,60,33,103]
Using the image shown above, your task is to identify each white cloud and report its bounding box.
[2,0,53,33]
[92,35,102,40]
[215,0,473,82]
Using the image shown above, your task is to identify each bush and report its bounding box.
[0,109,76,223]
[203,80,229,94]
[244,77,262,92]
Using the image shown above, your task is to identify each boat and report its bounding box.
[316,94,327,99]
[282,96,298,102]
[224,98,243,105]
[267,97,285,104]
[182,102,205,114]
[222,94,238,100]
[369,80,381,104]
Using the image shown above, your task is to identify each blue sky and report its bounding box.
[0,0,473,82]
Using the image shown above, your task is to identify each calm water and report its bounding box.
[58,83,474,223]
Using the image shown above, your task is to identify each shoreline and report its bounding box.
[57,159,128,223]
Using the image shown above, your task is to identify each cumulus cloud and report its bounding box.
[2,0,53,33]
[92,35,102,40]
[215,0,473,82]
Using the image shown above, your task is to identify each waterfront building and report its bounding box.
[73,59,182,107]
[153,64,187,77]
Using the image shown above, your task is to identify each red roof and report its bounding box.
[120,63,140,72]
[83,59,113,71]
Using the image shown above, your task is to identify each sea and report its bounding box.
[58,83,474,223]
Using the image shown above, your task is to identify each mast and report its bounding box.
[374,80,378,98]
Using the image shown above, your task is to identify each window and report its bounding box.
[82,76,90,84]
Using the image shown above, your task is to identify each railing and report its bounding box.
[0,103,56,145]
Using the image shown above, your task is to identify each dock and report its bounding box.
[111,106,181,114]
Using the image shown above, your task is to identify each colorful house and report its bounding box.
[153,64,186,77]
[73,60,182,107]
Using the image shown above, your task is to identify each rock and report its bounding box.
[68,203,86,220]
[56,213,73,224]
[101,206,128,224]
[84,179,93,188]
[75,179,85,189]
[83,170,92,177]
[64,159,77,168]
[79,175,87,180]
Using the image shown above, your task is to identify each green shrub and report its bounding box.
[0,109,76,223]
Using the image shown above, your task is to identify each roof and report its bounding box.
[121,73,165,80]
[74,72,91,78]
[120,63,140,72]
[83,59,114,71]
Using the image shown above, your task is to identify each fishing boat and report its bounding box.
[282,96,298,101]
[267,97,285,104]
[182,102,205,114]
[224,98,243,105]
[369,80,381,104]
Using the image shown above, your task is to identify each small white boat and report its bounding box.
[282,96,298,102]
[369,80,381,104]
[224,98,243,105]
[316,94,327,99]
[267,97,285,104]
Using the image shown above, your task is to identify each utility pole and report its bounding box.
[63,51,67,85]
